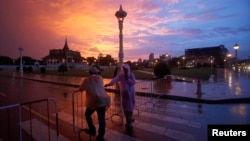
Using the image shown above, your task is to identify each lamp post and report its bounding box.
[18,47,24,74]
[165,54,169,64]
[233,43,239,72]
[226,54,232,69]
[182,56,185,68]
[210,60,213,68]
[98,53,102,66]
[210,56,214,68]
[115,5,127,65]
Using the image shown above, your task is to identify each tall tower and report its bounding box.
[115,5,127,65]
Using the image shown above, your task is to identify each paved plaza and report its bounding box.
[0,69,250,141]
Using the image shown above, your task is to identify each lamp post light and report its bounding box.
[115,5,127,65]
[165,54,169,64]
[226,54,232,69]
[18,47,24,75]
[210,56,214,68]
[210,60,213,68]
[233,43,239,72]
[182,56,185,68]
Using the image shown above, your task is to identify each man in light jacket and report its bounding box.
[79,66,109,141]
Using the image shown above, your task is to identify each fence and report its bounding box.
[0,98,59,141]
[0,79,168,141]
[71,79,167,138]
[71,89,123,136]
[133,79,168,115]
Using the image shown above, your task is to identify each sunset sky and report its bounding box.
[1,0,249,62]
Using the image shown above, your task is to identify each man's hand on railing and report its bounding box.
[104,84,110,87]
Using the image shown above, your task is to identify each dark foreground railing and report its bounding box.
[0,98,59,141]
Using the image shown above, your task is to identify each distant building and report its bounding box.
[149,53,154,61]
[159,53,171,64]
[185,45,228,68]
[43,38,87,69]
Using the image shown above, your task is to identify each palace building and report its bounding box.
[184,45,229,68]
[43,38,86,69]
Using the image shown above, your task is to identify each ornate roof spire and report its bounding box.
[63,37,69,51]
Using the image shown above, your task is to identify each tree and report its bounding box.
[98,54,115,66]
[86,57,96,66]
[125,61,138,70]
[153,61,171,78]
[27,66,33,73]
[58,64,68,75]
[170,57,180,68]
[40,67,46,74]
[15,56,35,65]
[0,56,14,65]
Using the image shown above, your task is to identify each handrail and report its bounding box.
[0,98,60,141]
[72,90,81,134]
[0,103,20,110]
[71,88,124,136]
[71,79,169,140]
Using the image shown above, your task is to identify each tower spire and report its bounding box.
[63,37,69,51]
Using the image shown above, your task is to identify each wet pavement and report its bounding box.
[0,69,250,141]
[4,69,250,102]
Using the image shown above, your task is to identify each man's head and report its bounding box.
[122,64,130,74]
[89,66,100,75]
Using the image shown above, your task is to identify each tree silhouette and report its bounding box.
[154,61,171,78]
[58,64,68,75]
[0,56,13,65]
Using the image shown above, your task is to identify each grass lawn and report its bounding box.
[46,67,215,80]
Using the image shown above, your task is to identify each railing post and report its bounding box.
[0,98,59,141]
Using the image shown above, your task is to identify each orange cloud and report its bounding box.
[2,0,249,61]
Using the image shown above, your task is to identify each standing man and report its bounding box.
[79,66,110,141]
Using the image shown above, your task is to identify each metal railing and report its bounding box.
[72,89,124,136]
[133,79,167,115]
[0,98,59,141]
[71,79,167,137]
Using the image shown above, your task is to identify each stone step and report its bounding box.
[19,118,70,141]
[56,99,202,141]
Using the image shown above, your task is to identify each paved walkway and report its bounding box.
[2,69,250,103]
[1,69,250,141]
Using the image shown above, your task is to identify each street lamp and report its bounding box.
[210,60,213,68]
[182,56,185,68]
[18,47,24,74]
[165,54,169,64]
[210,56,214,68]
[233,43,239,72]
[115,5,127,65]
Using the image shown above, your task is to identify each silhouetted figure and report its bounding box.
[105,64,136,129]
[79,66,110,141]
